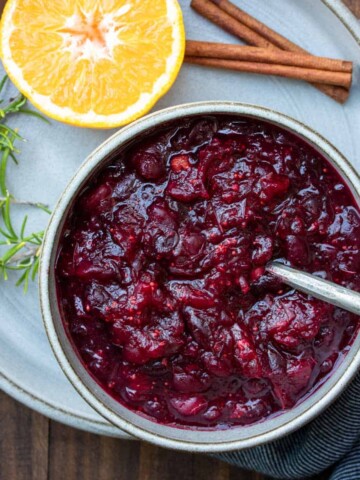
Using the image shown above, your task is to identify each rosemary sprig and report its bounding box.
[0,75,50,291]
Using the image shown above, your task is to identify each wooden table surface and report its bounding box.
[1,1,359,479]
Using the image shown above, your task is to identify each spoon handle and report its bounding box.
[266,262,360,316]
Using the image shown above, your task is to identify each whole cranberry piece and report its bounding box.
[80,183,112,214]
[132,150,165,180]
[169,395,208,417]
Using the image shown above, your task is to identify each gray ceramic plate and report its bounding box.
[0,0,359,438]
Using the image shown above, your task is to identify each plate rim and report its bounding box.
[0,0,359,438]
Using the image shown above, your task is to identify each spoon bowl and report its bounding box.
[266,262,360,316]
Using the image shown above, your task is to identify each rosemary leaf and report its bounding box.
[0,75,8,95]
[1,241,26,264]
[2,195,17,238]
[0,227,13,241]
[0,149,10,195]
[20,215,28,240]
[19,108,51,123]
[31,256,40,281]
[16,267,30,290]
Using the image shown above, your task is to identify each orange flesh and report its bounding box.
[1,0,185,125]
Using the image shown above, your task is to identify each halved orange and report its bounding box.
[0,0,185,128]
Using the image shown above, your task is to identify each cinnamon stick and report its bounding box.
[191,0,273,48]
[209,0,302,50]
[186,41,353,74]
[185,56,352,89]
[190,0,350,103]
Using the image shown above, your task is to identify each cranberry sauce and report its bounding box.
[56,116,360,429]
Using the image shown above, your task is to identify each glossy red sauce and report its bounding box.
[56,116,360,428]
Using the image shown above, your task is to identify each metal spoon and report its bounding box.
[266,262,360,316]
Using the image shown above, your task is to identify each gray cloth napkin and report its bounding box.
[214,373,360,479]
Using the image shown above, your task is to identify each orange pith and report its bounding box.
[0,0,185,128]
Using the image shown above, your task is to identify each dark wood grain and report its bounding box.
[0,391,48,480]
[48,422,140,480]
[0,1,359,479]
[138,443,231,480]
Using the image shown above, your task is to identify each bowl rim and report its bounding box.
[40,101,360,452]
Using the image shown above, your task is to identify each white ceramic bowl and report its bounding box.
[40,102,360,452]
